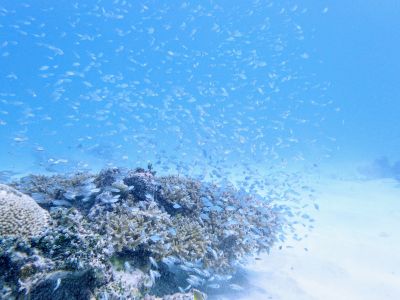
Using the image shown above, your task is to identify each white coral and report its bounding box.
[0,184,50,237]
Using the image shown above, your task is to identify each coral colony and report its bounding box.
[0,167,285,299]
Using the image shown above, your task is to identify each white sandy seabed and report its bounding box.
[234,177,400,300]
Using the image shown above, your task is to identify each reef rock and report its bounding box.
[28,269,99,300]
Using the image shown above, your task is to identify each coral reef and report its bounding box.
[0,184,50,238]
[28,269,100,300]
[0,167,286,299]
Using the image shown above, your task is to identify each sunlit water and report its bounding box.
[1,1,399,299]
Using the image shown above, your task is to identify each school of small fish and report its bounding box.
[0,3,337,299]
[0,1,335,182]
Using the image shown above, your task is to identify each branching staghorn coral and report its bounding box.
[88,199,173,257]
[0,167,286,298]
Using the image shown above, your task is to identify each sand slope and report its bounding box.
[241,178,400,300]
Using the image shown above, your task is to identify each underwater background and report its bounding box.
[0,1,400,299]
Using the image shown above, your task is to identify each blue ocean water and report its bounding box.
[0,1,332,176]
[1,1,400,299]
[1,1,399,178]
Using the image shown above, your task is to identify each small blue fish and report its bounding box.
[229,283,244,291]
[150,235,162,242]
[149,256,158,269]
[173,203,181,209]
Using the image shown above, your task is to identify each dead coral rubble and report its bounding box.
[0,167,284,299]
